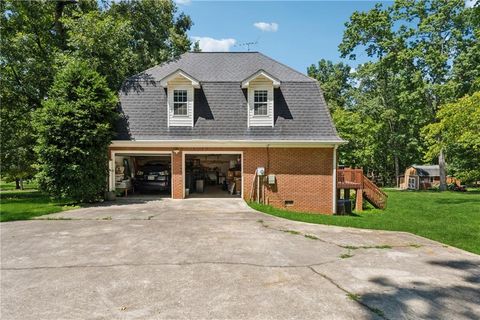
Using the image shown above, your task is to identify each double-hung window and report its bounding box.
[173,90,188,116]
[253,90,268,116]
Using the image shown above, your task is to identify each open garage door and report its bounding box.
[112,152,172,198]
[184,152,242,198]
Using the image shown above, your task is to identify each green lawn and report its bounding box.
[0,181,77,222]
[249,189,480,255]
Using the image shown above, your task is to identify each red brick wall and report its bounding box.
[243,148,334,214]
[109,146,335,214]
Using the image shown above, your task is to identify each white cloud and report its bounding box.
[253,22,279,32]
[174,0,191,5]
[465,0,477,7]
[191,37,236,52]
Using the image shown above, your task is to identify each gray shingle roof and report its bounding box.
[413,165,440,177]
[131,52,314,83]
[116,52,342,142]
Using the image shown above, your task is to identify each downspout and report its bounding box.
[332,145,338,214]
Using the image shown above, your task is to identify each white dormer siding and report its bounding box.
[248,81,273,127]
[160,70,200,127]
[242,71,280,128]
[167,77,194,127]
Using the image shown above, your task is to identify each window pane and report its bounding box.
[173,90,188,115]
[174,102,187,115]
[173,90,187,103]
[254,102,268,115]
[253,90,268,115]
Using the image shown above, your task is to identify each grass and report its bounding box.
[0,181,77,222]
[249,189,480,255]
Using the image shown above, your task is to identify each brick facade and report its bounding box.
[110,146,335,214]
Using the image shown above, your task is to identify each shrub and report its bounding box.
[34,60,117,202]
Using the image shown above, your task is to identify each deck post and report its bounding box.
[356,189,363,211]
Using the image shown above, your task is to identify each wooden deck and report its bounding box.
[336,168,387,210]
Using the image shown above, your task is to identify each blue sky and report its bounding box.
[176,1,394,74]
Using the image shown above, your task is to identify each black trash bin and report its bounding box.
[337,199,352,215]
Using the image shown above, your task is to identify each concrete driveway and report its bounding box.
[1,198,479,320]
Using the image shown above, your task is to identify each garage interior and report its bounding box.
[185,154,242,198]
[114,154,171,197]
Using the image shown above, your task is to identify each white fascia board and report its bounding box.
[241,70,281,88]
[110,139,346,148]
[159,69,200,88]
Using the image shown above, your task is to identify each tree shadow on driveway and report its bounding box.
[359,259,480,319]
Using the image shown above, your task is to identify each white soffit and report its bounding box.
[159,69,201,88]
[241,70,281,88]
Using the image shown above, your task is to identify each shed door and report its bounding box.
[408,177,416,190]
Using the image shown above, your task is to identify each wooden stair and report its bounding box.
[337,168,388,210]
[362,176,388,209]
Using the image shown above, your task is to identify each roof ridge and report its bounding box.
[256,52,314,82]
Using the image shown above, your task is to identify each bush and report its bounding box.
[34,60,117,202]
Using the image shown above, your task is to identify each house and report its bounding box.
[399,165,460,190]
[109,52,345,214]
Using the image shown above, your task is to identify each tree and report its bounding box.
[109,0,193,73]
[192,41,202,52]
[1,0,192,190]
[423,92,480,183]
[34,61,117,202]
[339,0,477,189]
[308,59,352,110]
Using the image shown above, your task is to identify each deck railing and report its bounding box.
[337,167,388,209]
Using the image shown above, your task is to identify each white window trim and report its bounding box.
[253,89,269,117]
[247,85,274,127]
[172,89,188,116]
[167,85,194,127]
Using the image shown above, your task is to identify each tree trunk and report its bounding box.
[15,178,21,190]
[54,0,76,49]
[394,154,400,188]
[439,149,447,191]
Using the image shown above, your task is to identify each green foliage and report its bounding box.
[34,61,117,202]
[1,0,192,195]
[109,0,193,70]
[423,92,480,182]
[311,0,478,185]
[62,10,136,90]
[307,59,352,110]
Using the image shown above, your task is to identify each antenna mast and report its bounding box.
[235,40,258,51]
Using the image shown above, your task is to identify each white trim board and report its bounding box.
[111,140,346,148]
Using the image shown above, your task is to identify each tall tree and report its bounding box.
[423,92,480,183]
[34,60,117,202]
[1,0,192,187]
[308,59,352,110]
[339,0,477,189]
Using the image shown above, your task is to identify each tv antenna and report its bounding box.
[235,40,259,51]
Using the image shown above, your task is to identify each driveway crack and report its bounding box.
[308,266,389,319]
[1,259,340,271]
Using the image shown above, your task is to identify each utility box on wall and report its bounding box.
[256,167,265,176]
[267,174,276,185]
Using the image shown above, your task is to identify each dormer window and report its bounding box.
[173,90,188,115]
[242,70,280,128]
[254,90,268,116]
[160,69,200,127]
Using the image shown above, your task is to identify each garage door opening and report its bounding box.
[114,153,171,198]
[184,153,242,198]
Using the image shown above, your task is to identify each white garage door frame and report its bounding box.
[182,151,244,199]
[109,150,173,198]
